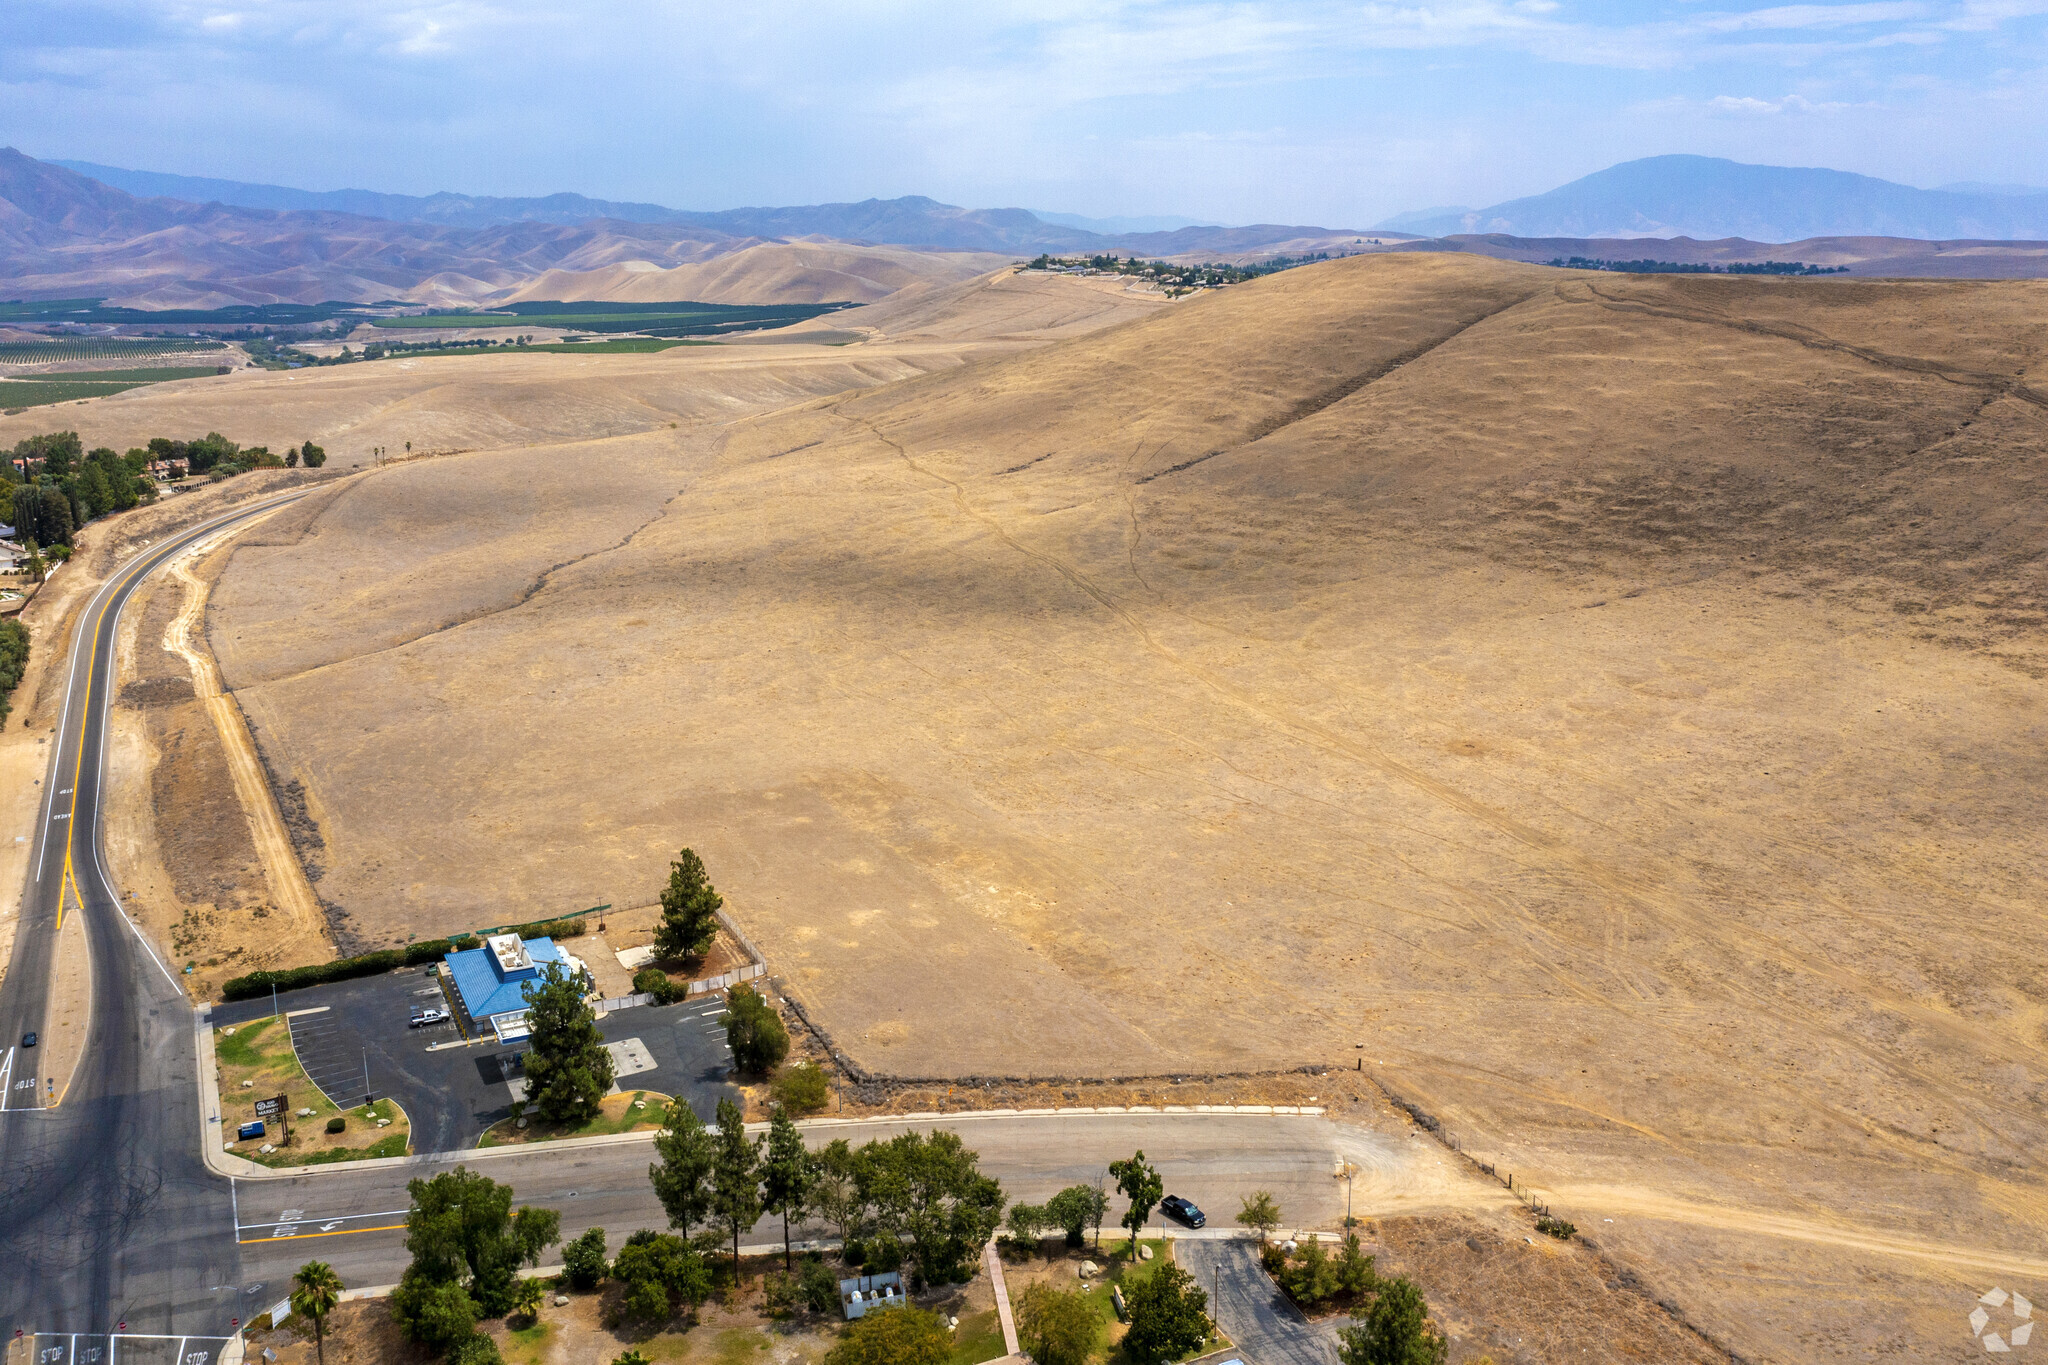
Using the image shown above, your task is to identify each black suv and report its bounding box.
[1161,1195,1205,1228]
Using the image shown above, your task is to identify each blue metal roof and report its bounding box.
[444,936,569,1021]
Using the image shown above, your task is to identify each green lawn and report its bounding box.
[477,1089,669,1147]
[1014,1243,1227,1365]
[949,1308,1006,1365]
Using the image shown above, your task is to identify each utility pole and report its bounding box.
[362,1049,371,1109]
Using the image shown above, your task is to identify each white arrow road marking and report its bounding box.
[321,1221,343,1231]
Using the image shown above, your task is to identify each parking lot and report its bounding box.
[209,967,739,1153]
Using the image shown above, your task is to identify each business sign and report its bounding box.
[254,1094,289,1117]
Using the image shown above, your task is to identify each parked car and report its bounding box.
[20,1031,35,1048]
[1161,1195,1206,1228]
[409,1006,449,1028]
[236,1121,266,1141]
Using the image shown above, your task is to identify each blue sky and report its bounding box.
[5,1,2047,225]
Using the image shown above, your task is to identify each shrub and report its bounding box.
[772,1061,830,1114]
[1260,1242,1287,1277]
[799,1256,839,1313]
[863,1236,902,1273]
[562,1227,609,1290]
[840,1238,865,1269]
[762,1271,798,1318]
[632,967,680,1004]
[325,1117,346,1135]
[1006,1203,1047,1252]
[824,1306,951,1365]
[448,1335,503,1365]
[221,916,588,1000]
[1535,1216,1576,1240]
[613,1229,711,1324]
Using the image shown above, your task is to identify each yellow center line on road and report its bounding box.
[237,1223,409,1244]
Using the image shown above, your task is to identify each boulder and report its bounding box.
[1079,1261,1099,1278]
[554,1295,570,1307]
[1139,1244,1154,1261]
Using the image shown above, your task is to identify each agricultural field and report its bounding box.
[0,337,228,363]
[0,366,226,410]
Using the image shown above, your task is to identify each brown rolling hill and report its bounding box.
[20,252,2048,1359]
[1447,229,2048,276]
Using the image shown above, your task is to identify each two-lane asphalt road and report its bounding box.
[0,498,1370,1352]
[1,493,311,1341]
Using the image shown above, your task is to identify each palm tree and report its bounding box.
[290,1260,344,1365]
[513,1275,547,1323]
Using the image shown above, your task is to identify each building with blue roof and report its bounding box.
[444,934,589,1040]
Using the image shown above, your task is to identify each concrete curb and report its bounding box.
[210,1103,1333,1181]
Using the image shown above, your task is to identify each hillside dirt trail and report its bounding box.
[161,521,329,952]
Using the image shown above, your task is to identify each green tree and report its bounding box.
[1336,1233,1377,1296]
[762,1105,818,1268]
[286,446,301,468]
[561,1227,609,1290]
[522,960,613,1126]
[1283,1237,1336,1306]
[1123,1261,1210,1364]
[1017,1283,1098,1365]
[14,432,81,480]
[857,1129,1005,1287]
[812,1137,865,1244]
[824,1306,951,1365]
[0,619,31,728]
[1108,1152,1163,1255]
[613,1229,711,1324]
[710,1096,762,1277]
[1005,1202,1046,1252]
[650,1098,717,1236]
[290,1260,344,1365]
[1236,1191,1282,1244]
[1336,1276,1446,1365]
[390,1279,479,1353]
[301,440,327,468]
[11,484,73,548]
[1044,1185,1104,1250]
[653,849,722,961]
[721,983,790,1076]
[512,1206,562,1267]
[78,462,113,519]
[511,1275,546,1323]
[392,1166,558,1328]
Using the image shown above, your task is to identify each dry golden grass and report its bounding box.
[54,255,2048,1358]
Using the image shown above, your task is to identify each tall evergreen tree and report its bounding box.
[709,1097,762,1277]
[761,1105,818,1268]
[654,848,722,961]
[522,961,614,1126]
[650,1097,716,1236]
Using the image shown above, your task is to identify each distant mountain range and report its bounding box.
[1,151,1375,306]
[54,159,1235,253]
[1379,155,2048,242]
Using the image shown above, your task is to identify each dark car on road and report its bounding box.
[19,1032,34,1048]
[1161,1195,1206,1228]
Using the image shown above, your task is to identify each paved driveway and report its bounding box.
[1178,1237,1340,1365]
[210,970,737,1152]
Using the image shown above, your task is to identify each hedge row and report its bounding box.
[221,915,589,1002]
